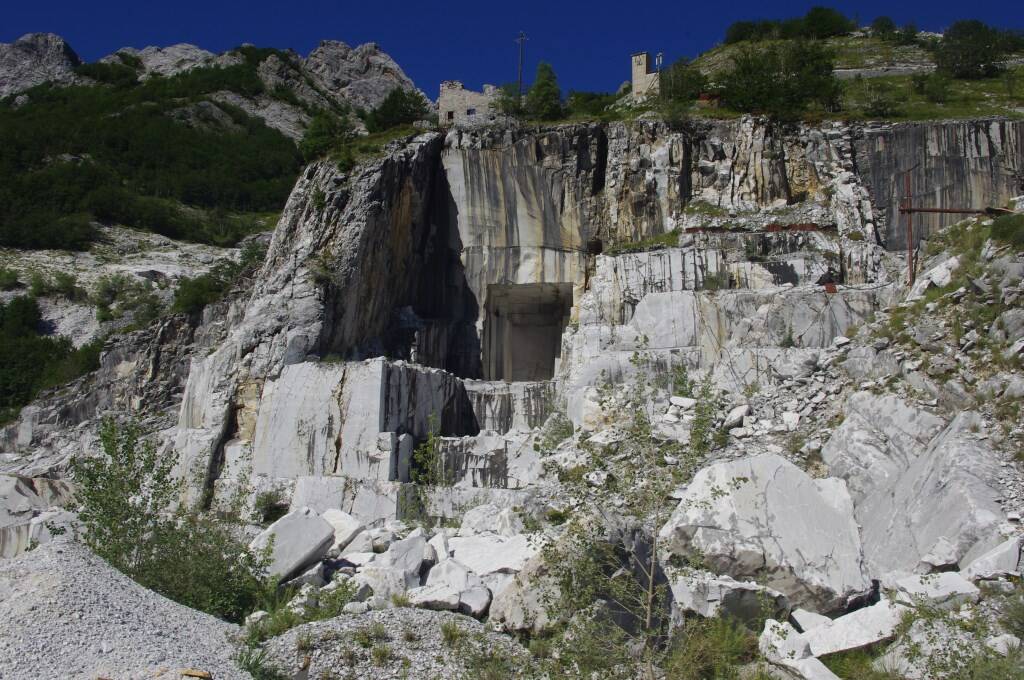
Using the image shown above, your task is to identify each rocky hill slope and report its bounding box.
[0,59,1023,677]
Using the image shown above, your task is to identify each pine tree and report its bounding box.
[526,63,563,120]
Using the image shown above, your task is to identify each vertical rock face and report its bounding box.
[854,119,1024,250]
[0,33,81,97]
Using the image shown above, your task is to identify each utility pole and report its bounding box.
[516,31,528,97]
[903,170,914,285]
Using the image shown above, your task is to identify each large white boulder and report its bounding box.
[893,572,980,609]
[421,559,493,617]
[961,536,1023,582]
[824,399,1004,574]
[458,504,525,537]
[489,554,558,633]
[659,454,870,612]
[321,509,364,553]
[249,507,334,581]
[379,534,426,575]
[759,619,841,680]
[448,534,538,576]
[820,391,946,502]
[800,599,907,657]
[668,571,790,626]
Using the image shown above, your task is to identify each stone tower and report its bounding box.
[631,52,660,100]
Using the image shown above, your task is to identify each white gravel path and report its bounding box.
[0,542,250,680]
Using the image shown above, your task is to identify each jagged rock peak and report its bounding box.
[303,39,422,110]
[0,32,80,97]
[101,43,240,78]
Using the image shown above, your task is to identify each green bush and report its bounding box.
[991,213,1024,249]
[659,58,708,102]
[565,91,619,118]
[172,240,266,316]
[871,16,897,38]
[300,111,353,161]
[724,7,854,44]
[662,617,760,680]
[363,88,429,133]
[0,296,102,417]
[912,72,952,103]
[936,20,1009,79]
[72,419,272,622]
[720,41,840,118]
[0,267,19,290]
[74,62,138,88]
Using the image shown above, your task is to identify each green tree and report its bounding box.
[936,20,1007,79]
[720,41,840,118]
[494,82,525,117]
[526,63,564,120]
[363,88,429,133]
[659,58,708,102]
[72,419,271,622]
[565,91,619,118]
[871,16,897,38]
[802,6,855,39]
[299,112,352,162]
[895,23,920,46]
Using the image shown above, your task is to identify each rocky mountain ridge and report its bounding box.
[0,32,422,140]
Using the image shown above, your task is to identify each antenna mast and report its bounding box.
[516,31,528,96]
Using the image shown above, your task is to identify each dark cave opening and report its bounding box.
[482,282,573,381]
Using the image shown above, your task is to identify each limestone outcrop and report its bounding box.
[0,33,80,97]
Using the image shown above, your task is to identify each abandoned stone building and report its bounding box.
[438,80,500,127]
[631,51,660,100]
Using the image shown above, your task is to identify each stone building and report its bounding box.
[438,80,500,127]
[631,52,660,100]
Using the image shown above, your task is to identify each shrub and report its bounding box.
[565,91,619,118]
[494,82,525,117]
[171,244,264,316]
[936,20,1008,79]
[662,617,759,680]
[300,112,353,161]
[363,88,429,133]
[802,6,856,39]
[72,419,272,622]
[235,647,288,680]
[0,296,101,416]
[525,63,563,120]
[441,620,465,647]
[895,23,920,46]
[254,488,289,524]
[0,267,19,290]
[871,16,897,38]
[911,72,952,103]
[659,58,708,103]
[990,213,1024,249]
[723,7,853,44]
[74,62,138,88]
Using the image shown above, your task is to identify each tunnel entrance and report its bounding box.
[483,283,573,381]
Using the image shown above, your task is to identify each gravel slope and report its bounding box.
[262,608,530,679]
[0,542,249,680]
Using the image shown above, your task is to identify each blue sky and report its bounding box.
[4,0,1022,99]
